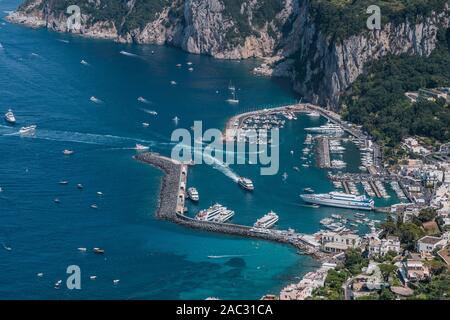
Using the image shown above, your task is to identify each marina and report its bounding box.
[135,152,330,260]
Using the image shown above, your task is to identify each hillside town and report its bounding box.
[277,105,450,300]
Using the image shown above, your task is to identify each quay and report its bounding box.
[316,137,331,168]
[135,152,329,261]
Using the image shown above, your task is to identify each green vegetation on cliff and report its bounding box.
[310,0,449,40]
[341,28,450,153]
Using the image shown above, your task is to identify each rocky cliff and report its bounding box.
[6,0,450,109]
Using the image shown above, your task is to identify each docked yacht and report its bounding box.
[254,211,279,229]
[4,109,16,124]
[238,177,254,191]
[300,192,375,210]
[195,204,234,223]
[187,187,199,202]
[19,125,36,136]
[305,122,344,135]
[306,111,321,118]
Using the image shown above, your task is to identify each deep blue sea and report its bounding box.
[0,0,401,299]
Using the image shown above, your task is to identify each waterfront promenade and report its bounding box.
[135,152,329,261]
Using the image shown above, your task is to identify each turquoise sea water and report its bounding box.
[0,0,401,299]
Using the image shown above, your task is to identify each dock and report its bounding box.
[135,152,329,261]
[316,137,331,168]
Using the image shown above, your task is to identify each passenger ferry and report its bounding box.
[238,177,254,191]
[195,204,234,223]
[254,211,279,229]
[187,187,199,202]
[300,192,375,210]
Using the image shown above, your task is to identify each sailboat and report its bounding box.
[226,81,239,104]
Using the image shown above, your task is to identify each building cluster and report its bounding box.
[280,263,337,300]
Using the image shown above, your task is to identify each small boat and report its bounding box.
[186,62,193,66]
[293,166,300,171]
[170,80,177,85]
[54,280,62,289]
[113,279,120,285]
[135,144,149,151]
[63,149,74,155]
[90,276,97,280]
[97,192,103,196]
[303,187,315,193]
[77,184,84,190]
[59,181,69,185]
[93,247,105,254]
[90,204,98,209]
[19,125,36,136]
[142,122,150,127]
[54,198,60,204]
[77,247,87,252]
[176,64,182,68]
[4,109,16,124]
[188,67,194,72]
[80,60,89,65]
[172,116,180,124]
[37,273,44,277]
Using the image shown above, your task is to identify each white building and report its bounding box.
[320,232,361,253]
[368,236,401,257]
[417,235,448,254]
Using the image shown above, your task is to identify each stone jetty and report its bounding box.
[135,152,329,261]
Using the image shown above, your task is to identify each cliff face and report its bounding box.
[7,0,450,109]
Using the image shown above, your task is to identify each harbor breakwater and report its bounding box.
[134,152,329,261]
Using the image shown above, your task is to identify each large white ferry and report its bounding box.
[300,192,374,211]
[195,204,234,223]
[254,211,279,229]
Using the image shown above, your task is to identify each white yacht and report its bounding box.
[63,149,74,155]
[4,109,16,124]
[254,211,279,229]
[306,111,321,118]
[19,125,36,136]
[226,81,239,104]
[305,122,344,135]
[187,187,199,202]
[135,144,149,151]
[238,177,254,191]
[300,192,375,210]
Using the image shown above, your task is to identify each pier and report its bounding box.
[135,152,329,261]
[316,137,331,168]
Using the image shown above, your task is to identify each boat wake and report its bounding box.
[200,152,240,182]
[140,108,158,116]
[90,96,102,104]
[138,97,151,104]
[2,127,158,147]
[207,255,248,259]
[120,50,139,58]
